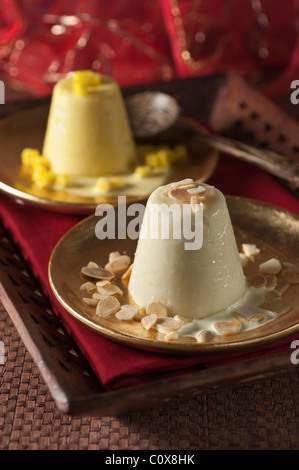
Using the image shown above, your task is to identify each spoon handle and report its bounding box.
[184,117,299,190]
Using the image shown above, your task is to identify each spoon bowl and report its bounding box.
[125,91,180,139]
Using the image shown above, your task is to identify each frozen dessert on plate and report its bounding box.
[128,179,246,319]
[42,70,137,177]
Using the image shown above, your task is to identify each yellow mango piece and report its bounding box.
[21,148,40,169]
[110,177,126,187]
[95,178,112,192]
[32,165,56,188]
[73,70,101,96]
[134,165,153,177]
[32,154,51,170]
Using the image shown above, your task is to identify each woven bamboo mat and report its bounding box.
[1,302,299,450]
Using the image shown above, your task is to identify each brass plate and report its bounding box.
[0,105,218,215]
[48,196,299,355]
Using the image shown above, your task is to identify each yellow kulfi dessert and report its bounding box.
[128,179,246,319]
[42,70,137,177]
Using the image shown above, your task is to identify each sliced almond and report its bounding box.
[239,253,248,268]
[187,186,206,195]
[260,298,292,314]
[97,284,123,296]
[96,296,121,317]
[92,292,106,300]
[137,307,146,316]
[275,278,290,294]
[105,255,131,274]
[164,331,178,341]
[96,280,111,288]
[265,275,277,289]
[259,258,282,275]
[87,261,99,269]
[80,281,96,293]
[233,311,247,324]
[109,251,120,262]
[146,301,168,317]
[115,305,139,321]
[173,314,190,325]
[280,269,299,284]
[141,313,158,331]
[168,187,191,202]
[242,244,260,260]
[81,265,115,280]
[171,178,193,188]
[121,263,133,281]
[213,320,241,335]
[248,313,266,322]
[155,317,181,334]
[248,274,266,288]
[264,290,281,301]
[190,196,203,214]
[282,262,299,273]
[196,330,214,343]
[82,297,98,306]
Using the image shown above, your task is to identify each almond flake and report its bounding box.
[259,258,282,275]
[82,297,98,306]
[248,313,266,322]
[171,178,193,188]
[275,278,290,294]
[233,311,247,324]
[80,281,96,293]
[242,244,260,260]
[264,290,281,301]
[146,301,168,317]
[115,306,139,321]
[81,265,115,280]
[97,284,123,296]
[141,314,158,330]
[155,317,181,334]
[187,186,206,195]
[105,255,131,274]
[87,261,99,269]
[121,263,133,281]
[248,274,266,288]
[173,314,190,325]
[164,331,178,341]
[280,269,299,284]
[282,262,299,273]
[213,320,241,335]
[109,251,120,262]
[96,280,111,288]
[168,187,191,202]
[265,275,277,289]
[191,196,203,214]
[260,298,292,314]
[176,184,195,190]
[96,296,121,317]
[196,330,214,343]
[239,253,248,267]
[92,293,106,300]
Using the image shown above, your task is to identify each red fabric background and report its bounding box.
[1,0,299,97]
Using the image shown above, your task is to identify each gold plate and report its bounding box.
[48,196,299,355]
[0,105,218,215]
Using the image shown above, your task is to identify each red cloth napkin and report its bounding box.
[0,155,299,390]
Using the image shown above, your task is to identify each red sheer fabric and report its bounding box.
[1,0,299,96]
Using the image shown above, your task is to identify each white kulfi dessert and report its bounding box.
[128,179,246,319]
[42,70,137,177]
